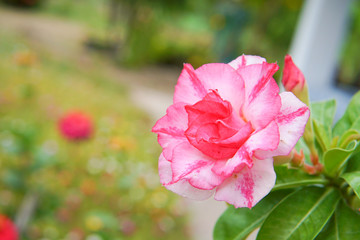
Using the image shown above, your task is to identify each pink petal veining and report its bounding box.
[153,55,309,208]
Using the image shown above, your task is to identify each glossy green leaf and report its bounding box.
[342,171,360,199]
[350,117,360,132]
[336,201,360,239]
[333,91,360,137]
[345,152,360,173]
[313,119,331,151]
[315,215,337,240]
[311,100,336,151]
[257,187,340,240]
[311,99,337,128]
[273,165,328,191]
[323,141,360,177]
[213,190,291,240]
[316,201,360,239]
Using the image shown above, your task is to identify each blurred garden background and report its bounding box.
[0,0,360,239]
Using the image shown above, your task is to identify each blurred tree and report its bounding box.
[229,0,303,63]
[104,0,189,66]
[59,0,303,66]
[211,1,250,62]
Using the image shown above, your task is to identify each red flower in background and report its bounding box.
[58,111,93,141]
[0,215,18,240]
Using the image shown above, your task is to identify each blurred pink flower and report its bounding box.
[120,219,137,236]
[152,55,309,208]
[0,214,18,240]
[282,55,306,93]
[58,111,93,141]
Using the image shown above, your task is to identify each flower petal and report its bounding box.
[246,120,280,153]
[256,92,310,158]
[152,102,188,160]
[238,62,281,130]
[152,102,188,135]
[194,63,245,111]
[174,63,245,112]
[213,121,279,176]
[212,147,253,177]
[157,134,185,161]
[228,55,266,69]
[159,154,214,200]
[274,92,310,155]
[173,64,208,104]
[171,142,225,190]
[214,158,276,208]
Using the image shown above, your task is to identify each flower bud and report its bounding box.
[291,149,305,167]
[283,55,305,91]
[282,55,310,106]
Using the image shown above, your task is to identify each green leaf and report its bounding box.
[213,190,291,240]
[313,119,331,151]
[315,215,337,240]
[345,152,360,173]
[311,99,337,128]
[311,100,336,151]
[317,201,360,239]
[350,117,360,132]
[342,171,360,199]
[333,91,360,137]
[336,201,360,239]
[257,187,340,240]
[273,165,328,191]
[324,141,360,177]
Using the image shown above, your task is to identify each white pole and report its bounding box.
[290,0,353,118]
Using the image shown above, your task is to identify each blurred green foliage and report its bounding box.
[35,0,303,68]
[1,0,42,8]
[38,0,108,31]
[0,31,188,239]
[3,0,360,87]
[339,0,360,87]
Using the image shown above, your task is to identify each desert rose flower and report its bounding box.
[0,214,18,240]
[152,55,310,208]
[58,111,93,141]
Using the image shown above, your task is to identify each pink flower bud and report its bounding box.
[0,215,18,240]
[291,149,305,167]
[58,111,93,141]
[282,55,306,93]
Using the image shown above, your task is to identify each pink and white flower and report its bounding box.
[152,55,309,208]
